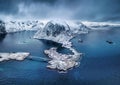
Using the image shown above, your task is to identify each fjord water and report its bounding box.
[0,28,120,85]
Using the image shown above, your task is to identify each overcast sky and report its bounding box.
[0,0,120,22]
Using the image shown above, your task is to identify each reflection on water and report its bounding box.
[0,29,120,85]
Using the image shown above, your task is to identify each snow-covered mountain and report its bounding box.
[1,19,120,48]
[66,21,91,34]
[4,20,46,33]
[34,20,90,48]
[82,21,120,30]
[1,20,120,34]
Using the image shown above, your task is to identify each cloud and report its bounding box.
[0,0,120,22]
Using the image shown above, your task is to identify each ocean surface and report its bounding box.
[0,28,120,85]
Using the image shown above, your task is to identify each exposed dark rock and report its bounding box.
[106,40,114,44]
[78,39,83,43]
[44,21,69,37]
[0,20,6,34]
[0,34,6,41]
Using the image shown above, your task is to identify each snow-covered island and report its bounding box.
[34,20,90,48]
[44,47,82,72]
[0,52,30,62]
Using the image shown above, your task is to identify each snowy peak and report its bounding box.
[66,21,90,34]
[4,20,46,33]
[34,20,90,48]
[34,20,72,48]
[43,20,70,37]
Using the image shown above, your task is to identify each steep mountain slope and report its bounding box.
[34,20,90,48]
[0,20,6,34]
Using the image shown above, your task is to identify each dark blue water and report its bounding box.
[0,29,120,85]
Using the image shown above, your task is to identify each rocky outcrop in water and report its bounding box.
[44,47,82,72]
[0,52,30,62]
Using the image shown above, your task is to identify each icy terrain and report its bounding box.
[1,20,120,33]
[0,19,120,72]
[5,20,47,33]
[0,52,30,61]
[82,21,120,30]
[45,47,82,72]
[34,20,73,48]
[34,20,90,48]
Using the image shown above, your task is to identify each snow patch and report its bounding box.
[82,21,120,30]
[5,21,46,33]
[44,47,82,72]
[0,52,30,62]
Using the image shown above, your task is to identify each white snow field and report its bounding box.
[0,52,30,62]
